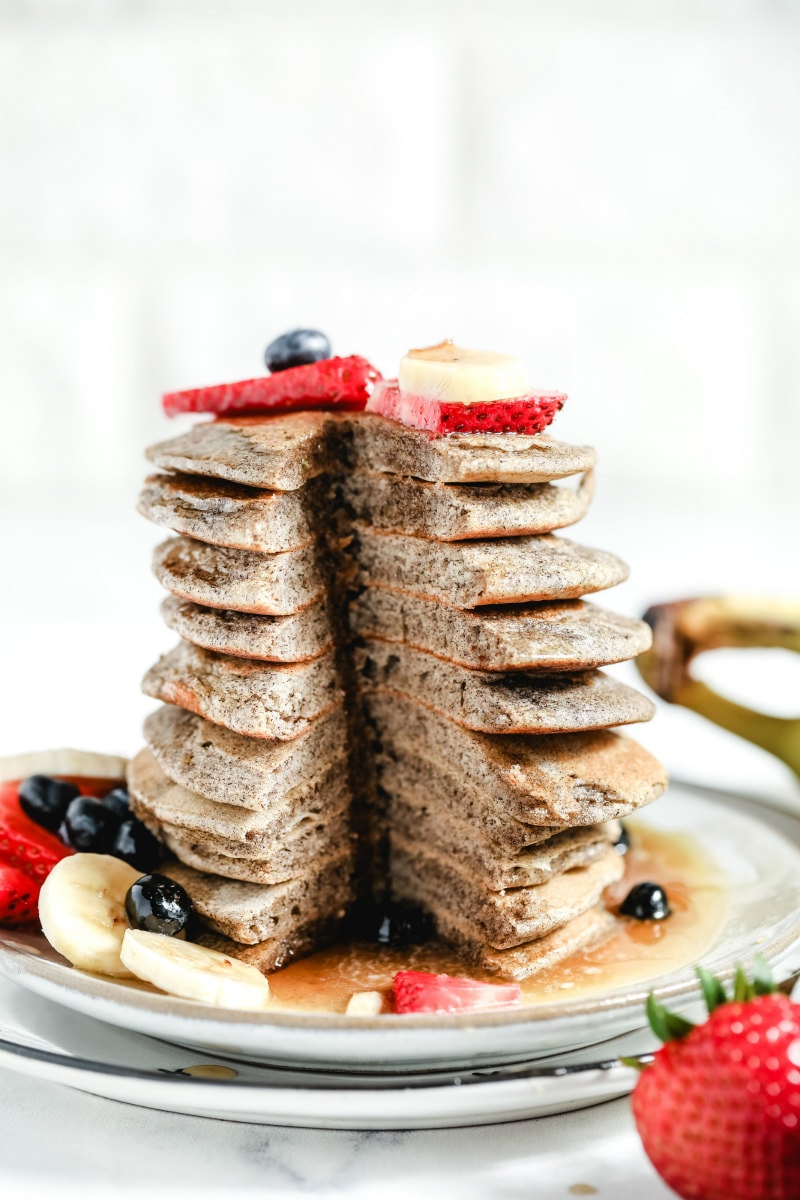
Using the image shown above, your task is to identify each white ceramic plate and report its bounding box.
[1,783,800,1075]
[0,974,652,1128]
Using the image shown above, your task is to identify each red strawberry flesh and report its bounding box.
[633,993,800,1200]
[163,356,381,418]
[366,381,566,436]
[0,780,74,884]
[0,863,42,926]
[393,969,522,1014]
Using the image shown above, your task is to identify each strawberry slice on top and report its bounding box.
[163,355,381,419]
[365,342,566,436]
[393,970,522,1014]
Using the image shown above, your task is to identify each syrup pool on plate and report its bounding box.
[266,823,730,1013]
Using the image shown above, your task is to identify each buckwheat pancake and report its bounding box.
[146,411,334,492]
[164,853,354,945]
[160,595,335,662]
[345,413,598,485]
[147,411,597,490]
[350,590,652,672]
[371,694,668,827]
[459,907,615,980]
[153,810,353,885]
[142,641,343,740]
[377,755,566,853]
[341,468,594,541]
[355,527,629,607]
[389,802,618,890]
[139,473,327,553]
[356,640,655,734]
[129,748,349,847]
[152,536,327,615]
[391,841,624,949]
[143,704,349,811]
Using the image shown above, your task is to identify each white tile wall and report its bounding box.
[1,0,798,510]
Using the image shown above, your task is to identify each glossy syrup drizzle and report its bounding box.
[266,824,730,1013]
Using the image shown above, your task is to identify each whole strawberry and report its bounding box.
[632,962,800,1200]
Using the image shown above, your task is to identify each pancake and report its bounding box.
[356,640,655,734]
[143,704,349,811]
[129,748,349,846]
[371,694,668,827]
[152,535,327,615]
[355,527,629,607]
[391,841,624,949]
[164,852,354,945]
[139,473,327,553]
[350,590,652,672]
[341,467,594,541]
[462,907,615,980]
[142,641,344,740]
[390,801,617,890]
[160,595,335,662]
[155,810,353,885]
[146,411,597,490]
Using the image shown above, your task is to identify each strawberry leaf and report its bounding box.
[751,953,776,996]
[697,966,728,1015]
[733,964,755,1003]
[646,994,695,1043]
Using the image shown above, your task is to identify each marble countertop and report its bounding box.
[1,1054,676,1200]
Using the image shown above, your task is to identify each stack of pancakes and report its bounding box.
[130,411,666,978]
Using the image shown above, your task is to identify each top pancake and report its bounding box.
[147,411,597,490]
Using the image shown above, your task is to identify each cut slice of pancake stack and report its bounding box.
[133,409,666,979]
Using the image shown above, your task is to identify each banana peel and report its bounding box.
[637,595,800,780]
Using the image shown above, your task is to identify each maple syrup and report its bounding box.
[266,823,729,1013]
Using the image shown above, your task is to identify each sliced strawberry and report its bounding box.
[0,781,73,884]
[163,356,382,418]
[0,863,41,926]
[366,381,566,436]
[393,970,522,1014]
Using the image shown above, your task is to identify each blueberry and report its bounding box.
[264,328,331,372]
[103,787,131,821]
[619,881,671,921]
[125,874,193,937]
[59,796,120,853]
[112,819,162,873]
[613,823,631,856]
[18,775,81,833]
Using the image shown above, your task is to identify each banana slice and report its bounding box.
[120,929,272,1011]
[0,748,128,785]
[39,854,141,977]
[399,341,529,404]
[345,990,385,1015]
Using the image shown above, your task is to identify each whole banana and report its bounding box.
[637,594,800,780]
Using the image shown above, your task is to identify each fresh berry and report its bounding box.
[125,873,193,937]
[619,881,671,920]
[0,864,41,926]
[162,355,381,418]
[631,962,800,1200]
[18,775,80,833]
[366,380,566,437]
[112,820,162,873]
[264,328,332,372]
[59,796,120,854]
[613,823,631,855]
[0,780,73,883]
[393,970,522,1014]
[103,787,131,821]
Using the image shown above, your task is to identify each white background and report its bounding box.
[1,0,799,794]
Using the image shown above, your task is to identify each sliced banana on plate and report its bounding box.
[39,853,141,977]
[0,748,128,784]
[121,929,272,1010]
